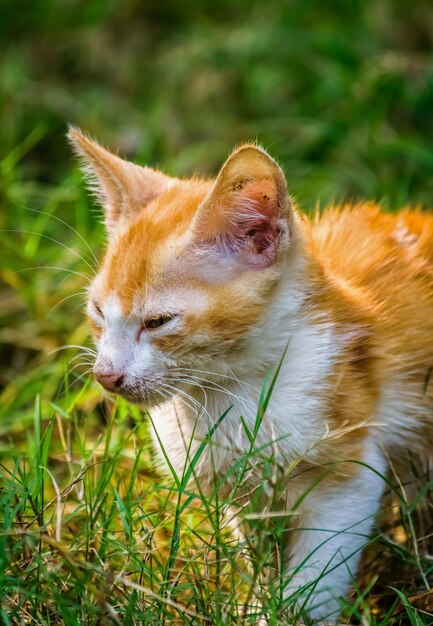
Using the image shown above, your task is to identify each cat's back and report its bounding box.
[306,203,433,309]
[306,203,433,449]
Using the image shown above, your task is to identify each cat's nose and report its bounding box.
[95,371,125,392]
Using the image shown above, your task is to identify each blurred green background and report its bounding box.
[2,0,433,209]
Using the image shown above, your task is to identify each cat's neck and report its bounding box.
[226,220,317,379]
[180,221,334,413]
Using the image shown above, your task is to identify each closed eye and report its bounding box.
[142,314,177,332]
[93,301,104,318]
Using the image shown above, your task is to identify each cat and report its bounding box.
[68,127,433,623]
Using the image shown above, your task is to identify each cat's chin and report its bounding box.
[118,388,175,409]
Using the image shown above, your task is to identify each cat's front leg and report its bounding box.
[283,441,387,624]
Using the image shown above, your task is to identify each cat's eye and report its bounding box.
[142,314,176,332]
[93,302,104,318]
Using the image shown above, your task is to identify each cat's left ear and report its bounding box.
[68,127,175,231]
[192,144,293,269]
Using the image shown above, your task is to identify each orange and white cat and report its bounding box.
[69,127,433,622]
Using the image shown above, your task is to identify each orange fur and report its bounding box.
[304,205,433,453]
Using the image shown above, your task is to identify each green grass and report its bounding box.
[0,169,432,624]
[1,1,433,623]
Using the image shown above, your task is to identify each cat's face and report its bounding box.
[69,129,293,405]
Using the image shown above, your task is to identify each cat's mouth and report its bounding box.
[104,375,180,408]
[123,393,161,408]
[118,387,170,407]
[94,369,197,408]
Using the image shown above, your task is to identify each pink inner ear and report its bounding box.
[246,223,276,253]
[218,179,282,268]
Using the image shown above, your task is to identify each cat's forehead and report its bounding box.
[98,179,212,312]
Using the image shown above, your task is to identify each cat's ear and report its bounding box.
[193,144,292,269]
[68,127,174,231]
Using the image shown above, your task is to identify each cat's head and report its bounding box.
[69,129,296,405]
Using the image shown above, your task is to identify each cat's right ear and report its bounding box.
[67,127,175,231]
[192,144,293,270]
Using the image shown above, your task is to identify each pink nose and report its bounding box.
[95,371,124,392]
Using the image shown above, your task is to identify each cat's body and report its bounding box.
[152,204,433,475]
[69,128,433,622]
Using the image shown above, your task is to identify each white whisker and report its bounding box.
[50,344,97,357]
[18,266,92,282]
[18,204,101,270]
[170,367,259,392]
[159,382,211,421]
[1,229,97,276]
[49,291,89,316]
[169,375,253,416]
